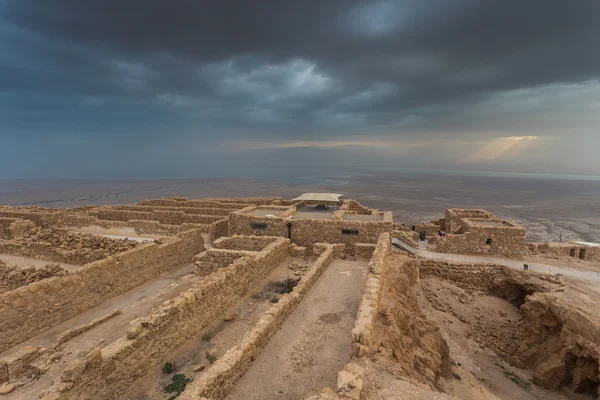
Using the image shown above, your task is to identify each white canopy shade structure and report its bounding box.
[292,193,343,204]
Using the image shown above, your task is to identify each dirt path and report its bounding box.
[226,259,369,400]
[415,249,600,283]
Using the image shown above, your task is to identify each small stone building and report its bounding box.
[425,208,527,259]
[228,194,393,252]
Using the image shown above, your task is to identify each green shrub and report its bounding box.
[164,373,190,399]
[162,362,174,374]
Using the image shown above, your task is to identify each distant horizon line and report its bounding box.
[1,165,600,182]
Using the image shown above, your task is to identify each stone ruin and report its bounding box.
[414,208,528,259]
[0,197,597,400]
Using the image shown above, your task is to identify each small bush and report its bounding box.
[270,297,279,303]
[164,373,190,399]
[162,362,174,374]
[250,292,261,299]
[206,351,218,364]
[201,332,213,342]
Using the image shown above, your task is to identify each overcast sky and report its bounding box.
[1,0,599,178]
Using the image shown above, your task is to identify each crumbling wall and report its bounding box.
[0,227,139,265]
[0,228,204,353]
[372,255,453,388]
[352,233,390,356]
[50,237,291,400]
[0,261,67,293]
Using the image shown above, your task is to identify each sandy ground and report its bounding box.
[0,253,82,272]
[2,263,197,400]
[226,259,369,400]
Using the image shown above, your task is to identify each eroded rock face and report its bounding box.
[515,291,600,396]
[374,258,452,388]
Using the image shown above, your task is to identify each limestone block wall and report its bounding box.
[414,220,444,234]
[99,205,232,217]
[419,260,505,290]
[0,228,204,353]
[351,233,390,356]
[353,243,376,258]
[228,212,289,237]
[212,235,279,251]
[528,243,600,262]
[87,208,216,225]
[50,237,291,400]
[137,197,286,208]
[290,217,392,251]
[0,228,139,265]
[429,225,527,259]
[192,248,256,276]
[0,208,64,226]
[346,200,372,215]
[0,218,18,239]
[210,218,229,241]
[179,243,342,400]
[55,213,196,236]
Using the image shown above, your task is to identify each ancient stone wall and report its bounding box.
[419,260,505,291]
[228,211,289,238]
[429,223,527,259]
[86,208,216,225]
[351,233,390,356]
[192,248,256,276]
[179,243,342,400]
[0,262,67,294]
[0,227,139,265]
[346,200,373,215]
[528,242,600,262]
[137,197,286,208]
[228,211,392,251]
[353,243,376,258]
[98,205,232,216]
[49,237,291,400]
[212,235,279,251]
[0,228,204,353]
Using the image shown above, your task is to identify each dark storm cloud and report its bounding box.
[0,0,599,141]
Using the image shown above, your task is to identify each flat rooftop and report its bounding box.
[290,205,336,220]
